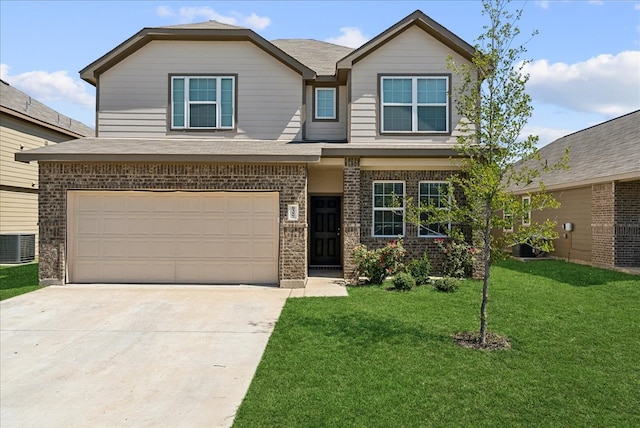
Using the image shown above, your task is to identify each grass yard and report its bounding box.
[234,260,640,427]
[0,263,41,301]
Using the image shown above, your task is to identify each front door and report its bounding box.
[310,196,341,267]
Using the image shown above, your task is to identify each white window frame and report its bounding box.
[522,196,531,226]
[418,181,451,237]
[314,87,337,120]
[171,75,235,130]
[503,211,514,232]
[372,181,405,238]
[380,76,449,134]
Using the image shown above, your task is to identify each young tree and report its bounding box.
[410,0,567,348]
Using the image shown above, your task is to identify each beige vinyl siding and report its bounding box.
[308,165,344,194]
[0,190,39,256]
[349,26,473,144]
[305,85,347,140]
[0,114,72,188]
[529,187,592,264]
[98,40,303,140]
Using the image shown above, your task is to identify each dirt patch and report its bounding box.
[451,331,511,351]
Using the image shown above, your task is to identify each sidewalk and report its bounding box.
[288,270,349,298]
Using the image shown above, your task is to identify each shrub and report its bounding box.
[353,238,406,284]
[434,231,477,278]
[433,277,461,293]
[406,252,431,285]
[393,272,416,291]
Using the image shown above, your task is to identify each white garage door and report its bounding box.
[67,191,279,284]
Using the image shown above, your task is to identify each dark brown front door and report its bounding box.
[310,196,341,267]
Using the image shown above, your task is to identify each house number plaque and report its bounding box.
[287,204,299,221]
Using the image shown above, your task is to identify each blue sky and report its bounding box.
[1,0,639,146]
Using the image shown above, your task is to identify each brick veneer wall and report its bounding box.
[342,157,361,279]
[591,182,615,267]
[359,169,464,275]
[38,162,307,286]
[614,180,640,267]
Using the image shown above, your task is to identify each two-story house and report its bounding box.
[17,10,477,287]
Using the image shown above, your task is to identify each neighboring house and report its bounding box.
[16,10,478,286]
[1,80,93,263]
[508,110,640,269]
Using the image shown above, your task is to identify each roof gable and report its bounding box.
[336,10,476,71]
[271,39,354,77]
[80,22,316,85]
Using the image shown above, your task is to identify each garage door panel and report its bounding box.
[68,191,279,284]
[103,218,126,235]
[228,218,252,236]
[151,241,176,258]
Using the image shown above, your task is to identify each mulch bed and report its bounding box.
[451,331,511,351]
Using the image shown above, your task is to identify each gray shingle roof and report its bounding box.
[516,110,640,191]
[15,138,459,163]
[160,21,246,30]
[1,80,94,137]
[271,39,354,76]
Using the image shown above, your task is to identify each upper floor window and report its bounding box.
[418,181,450,237]
[372,181,405,237]
[171,76,235,130]
[380,76,449,134]
[315,87,336,120]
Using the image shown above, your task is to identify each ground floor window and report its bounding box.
[372,181,405,237]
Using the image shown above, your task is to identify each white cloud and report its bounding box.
[535,1,549,9]
[522,51,640,117]
[521,124,575,147]
[635,3,640,11]
[0,64,95,109]
[242,12,271,31]
[155,5,271,30]
[325,27,369,49]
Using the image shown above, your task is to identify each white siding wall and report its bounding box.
[98,40,303,141]
[349,26,473,144]
[305,85,347,141]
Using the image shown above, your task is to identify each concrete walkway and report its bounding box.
[289,270,349,298]
[1,275,348,428]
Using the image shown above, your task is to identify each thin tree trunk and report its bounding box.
[479,205,492,345]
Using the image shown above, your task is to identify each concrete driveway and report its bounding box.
[0,284,291,428]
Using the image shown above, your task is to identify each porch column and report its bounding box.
[343,157,361,280]
[591,182,615,267]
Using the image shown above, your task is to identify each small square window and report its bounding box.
[315,88,336,120]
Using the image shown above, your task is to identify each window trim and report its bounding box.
[378,74,451,135]
[313,87,337,121]
[503,210,514,232]
[522,196,531,226]
[372,180,405,238]
[169,74,237,131]
[418,180,451,238]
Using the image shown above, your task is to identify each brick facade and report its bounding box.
[614,180,640,267]
[358,169,465,275]
[38,162,307,287]
[342,157,361,279]
[591,182,616,267]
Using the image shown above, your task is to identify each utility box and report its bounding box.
[512,243,535,258]
[0,234,36,263]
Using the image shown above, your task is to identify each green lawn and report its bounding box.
[234,260,640,427]
[0,263,41,300]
